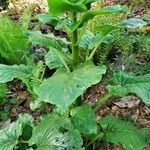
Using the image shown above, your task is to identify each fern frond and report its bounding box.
[29,61,44,87]
[0,17,29,64]
[18,4,35,32]
[23,61,44,96]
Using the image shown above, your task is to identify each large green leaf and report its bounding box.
[75,5,128,29]
[48,0,87,16]
[95,24,122,35]
[36,13,62,27]
[35,62,106,112]
[0,122,19,150]
[70,105,97,134]
[28,31,69,51]
[0,114,33,150]
[79,25,120,51]
[29,114,84,150]
[45,48,70,69]
[45,49,62,69]
[0,17,28,64]
[100,116,148,150]
[88,33,107,50]
[0,64,33,83]
[89,25,120,50]
[107,71,150,104]
[120,18,147,28]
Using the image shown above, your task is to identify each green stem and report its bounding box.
[71,12,79,66]
[93,93,112,111]
[87,39,103,60]
[91,16,96,33]
[40,65,46,82]
[86,133,104,148]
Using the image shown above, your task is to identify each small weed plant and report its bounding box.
[0,0,150,149]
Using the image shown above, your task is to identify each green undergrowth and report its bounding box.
[0,0,149,149]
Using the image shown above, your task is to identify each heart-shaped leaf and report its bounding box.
[29,114,84,150]
[35,62,106,113]
[100,116,148,150]
[0,114,33,150]
[107,71,150,104]
[70,105,97,134]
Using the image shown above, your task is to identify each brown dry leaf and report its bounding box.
[98,107,110,116]
[114,96,140,108]
[131,115,138,122]
[17,91,28,101]
[138,118,150,127]
[145,145,150,150]
[142,106,150,115]
[11,108,18,117]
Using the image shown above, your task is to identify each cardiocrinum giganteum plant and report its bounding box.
[33,0,148,113]
[0,0,149,150]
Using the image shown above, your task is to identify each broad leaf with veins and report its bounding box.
[0,114,34,150]
[29,114,84,150]
[100,116,148,150]
[107,71,150,104]
[70,105,97,134]
[35,61,106,113]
